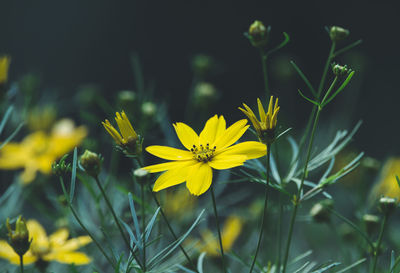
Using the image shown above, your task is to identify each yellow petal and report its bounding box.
[20,165,39,184]
[213,119,249,150]
[102,120,123,145]
[217,141,267,160]
[121,111,137,139]
[267,96,274,117]
[238,106,261,133]
[27,220,49,249]
[257,98,266,123]
[49,228,69,246]
[173,122,199,150]
[221,216,243,250]
[186,163,213,196]
[55,236,92,252]
[153,165,191,192]
[146,145,193,160]
[43,251,91,265]
[199,115,226,145]
[0,241,37,265]
[208,155,246,170]
[143,160,195,173]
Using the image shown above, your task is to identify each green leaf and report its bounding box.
[290,61,317,97]
[197,252,206,273]
[0,105,13,136]
[396,176,400,189]
[333,39,363,58]
[267,32,290,55]
[70,147,78,203]
[322,71,355,107]
[298,89,320,106]
[334,258,366,273]
[0,123,24,150]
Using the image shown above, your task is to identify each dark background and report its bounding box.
[0,0,398,159]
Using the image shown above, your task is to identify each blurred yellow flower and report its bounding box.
[371,158,400,201]
[198,216,243,256]
[239,96,279,144]
[0,56,11,84]
[143,115,266,196]
[0,219,92,265]
[102,111,140,154]
[164,187,197,218]
[0,119,87,184]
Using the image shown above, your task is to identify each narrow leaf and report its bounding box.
[70,147,78,203]
[290,61,317,97]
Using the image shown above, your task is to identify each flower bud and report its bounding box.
[191,54,214,77]
[194,82,218,108]
[133,168,149,184]
[332,64,350,76]
[52,154,71,177]
[79,150,102,177]
[329,26,349,42]
[141,101,157,118]
[117,90,136,109]
[379,196,397,214]
[309,199,334,223]
[6,216,31,256]
[247,20,269,48]
[362,214,380,235]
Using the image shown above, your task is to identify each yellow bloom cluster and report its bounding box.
[0,56,11,84]
[0,119,87,184]
[371,158,400,201]
[0,219,92,265]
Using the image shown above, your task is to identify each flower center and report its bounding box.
[190,143,216,162]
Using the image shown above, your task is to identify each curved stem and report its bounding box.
[249,144,271,273]
[93,176,143,269]
[210,186,227,273]
[372,212,389,273]
[148,187,198,272]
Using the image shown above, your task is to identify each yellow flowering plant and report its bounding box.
[0,219,92,265]
[142,115,266,196]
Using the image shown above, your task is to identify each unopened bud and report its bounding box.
[191,54,214,77]
[79,150,102,177]
[6,216,31,256]
[194,82,218,107]
[133,168,149,184]
[247,20,269,48]
[362,214,380,235]
[141,102,157,118]
[310,199,334,223]
[52,154,71,177]
[329,26,349,42]
[117,90,136,109]
[332,64,350,76]
[379,196,397,214]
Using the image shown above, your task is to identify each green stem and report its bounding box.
[141,183,147,271]
[282,108,322,273]
[59,177,115,268]
[260,49,269,99]
[276,193,283,270]
[372,212,389,273]
[148,187,198,272]
[19,255,23,273]
[249,144,271,273]
[93,176,143,269]
[210,186,227,273]
[328,208,374,250]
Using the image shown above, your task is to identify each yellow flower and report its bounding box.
[164,187,197,218]
[102,111,140,154]
[142,115,266,196]
[239,96,279,144]
[371,158,400,201]
[0,119,87,184]
[0,56,11,84]
[0,219,92,265]
[198,216,243,256]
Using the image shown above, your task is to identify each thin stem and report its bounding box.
[19,255,23,273]
[260,49,269,99]
[372,212,389,273]
[249,144,271,273]
[148,187,198,272]
[276,193,283,270]
[282,108,322,273]
[210,186,227,273]
[141,183,146,271]
[328,208,374,250]
[93,176,143,269]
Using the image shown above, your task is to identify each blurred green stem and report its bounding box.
[19,255,23,273]
[249,144,271,273]
[59,177,115,268]
[148,187,198,272]
[141,183,147,271]
[260,49,270,99]
[93,176,143,269]
[372,212,389,273]
[210,186,227,273]
[282,106,322,273]
[276,193,283,270]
